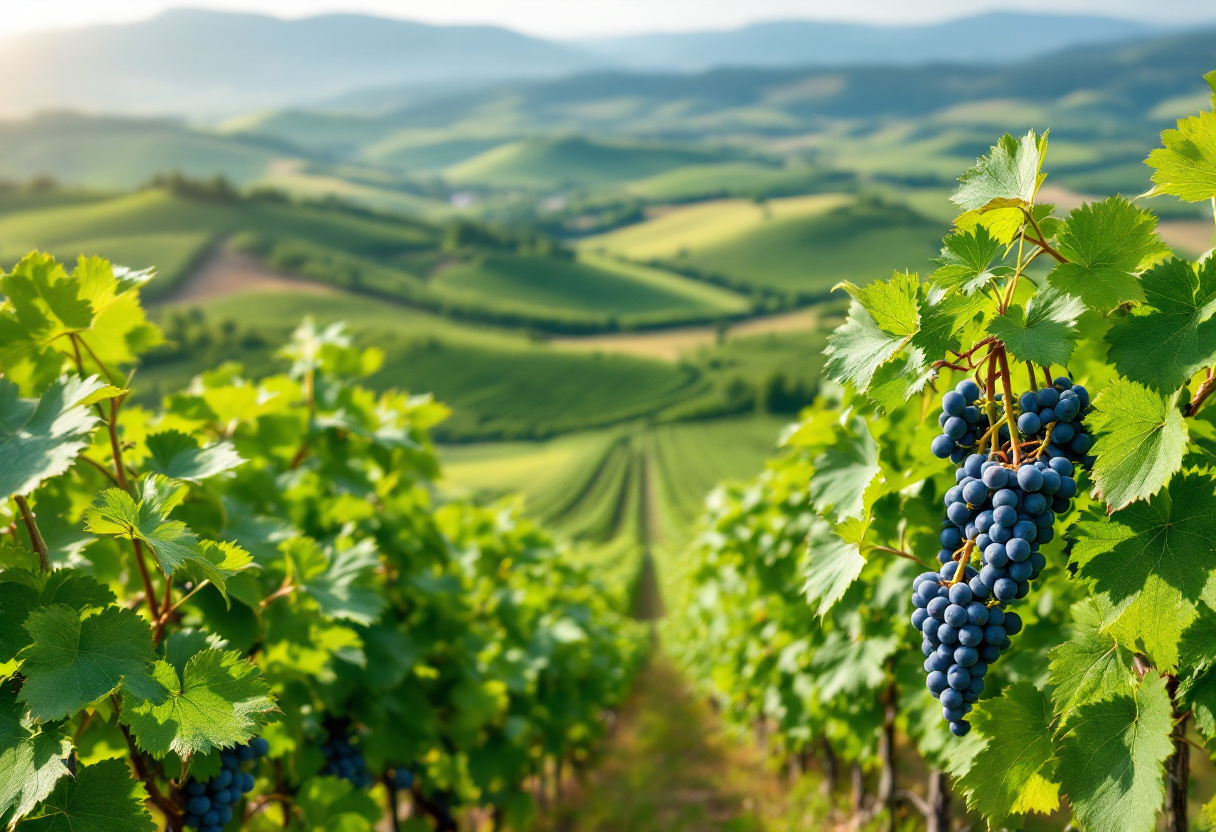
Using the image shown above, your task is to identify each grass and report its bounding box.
[430,253,748,323]
[447,136,724,189]
[552,657,789,832]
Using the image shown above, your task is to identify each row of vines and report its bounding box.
[0,255,647,830]
[668,71,1216,831]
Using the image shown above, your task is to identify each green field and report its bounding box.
[586,194,941,297]
[625,161,847,202]
[431,252,749,323]
[447,136,726,189]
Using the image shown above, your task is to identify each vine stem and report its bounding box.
[1185,368,1215,417]
[14,495,51,572]
[107,398,131,492]
[132,538,161,621]
[1025,361,1038,392]
[1022,207,1067,263]
[868,546,933,570]
[115,697,180,826]
[995,347,1021,465]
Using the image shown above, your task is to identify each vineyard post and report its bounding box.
[818,738,838,797]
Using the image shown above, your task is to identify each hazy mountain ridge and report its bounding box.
[0,8,1187,119]
[576,13,1160,72]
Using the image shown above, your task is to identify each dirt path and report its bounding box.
[167,243,336,304]
[551,308,819,362]
[552,658,789,832]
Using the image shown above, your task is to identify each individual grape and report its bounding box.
[1016,466,1043,492]
[1037,387,1060,408]
[1017,411,1042,435]
[957,379,982,402]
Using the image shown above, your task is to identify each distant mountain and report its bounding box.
[0,9,603,119]
[578,13,1162,71]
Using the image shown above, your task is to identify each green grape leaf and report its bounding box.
[952,130,1046,211]
[0,255,92,351]
[1056,673,1174,832]
[824,272,920,391]
[143,430,243,484]
[1179,605,1216,740]
[1071,472,1216,670]
[0,690,71,822]
[293,775,381,831]
[810,630,899,701]
[84,475,246,596]
[285,538,386,625]
[1144,108,1216,202]
[1105,258,1216,392]
[802,518,866,617]
[1046,197,1169,311]
[16,604,157,721]
[809,418,879,522]
[986,287,1085,367]
[1087,378,1189,510]
[0,569,116,662]
[959,682,1059,825]
[162,629,228,679]
[121,650,275,760]
[17,757,154,832]
[1048,597,1134,716]
[930,225,1005,295]
[0,375,109,499]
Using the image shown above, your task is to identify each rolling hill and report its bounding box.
[446,136,727,189]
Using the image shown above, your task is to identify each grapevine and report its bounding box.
[672,69,1216,832]
[0,253,647,830]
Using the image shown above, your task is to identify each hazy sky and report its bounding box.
[6,0,1216,40]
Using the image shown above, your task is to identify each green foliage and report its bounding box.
[0,253,646,830]
[673,72,1216,832]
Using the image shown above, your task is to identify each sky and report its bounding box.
[5,0,1216,41]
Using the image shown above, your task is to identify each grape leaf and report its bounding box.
[84,475,247,596]
[1087,378,1189,510]
[0,255,92,352]
[952,130,1046,211]
[1178,605,1216,740]
[0,569,116,662]
[16,604,157,721]
[293,775,381,831]
[0,375,110,499]
[930,225,1005,295]
[810,630,899,701]
[1144,108,1216,202]
[1071,471,1216,670]
[986,287,1086,367]
[824,272,920,391]
[802,518,866,617]
[17,757,154,832]
[1056,673,1174,832]
[1105,257,1216,392]
[285,537,386,625]
[0,690,71,822]
[1048,597,1133,716]
[809,418,879,522]
[1047,197,1169,311]
[959,682,1060,825]
[143,430,243,484]
[121,649,275,760]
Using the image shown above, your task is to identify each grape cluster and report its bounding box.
[180,738,268,831]
[915,380,1085,737]
[319,722,373,788]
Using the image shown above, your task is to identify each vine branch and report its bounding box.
[14,494,51,572]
